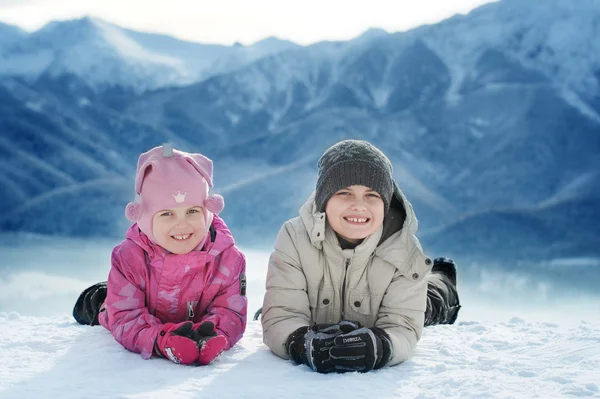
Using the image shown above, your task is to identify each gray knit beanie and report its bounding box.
[315,140,394,213]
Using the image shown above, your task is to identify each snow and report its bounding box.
[0,234,599,398]
[423,0,600,99]
[248,36,300,54]
[0,21,26,48]
[558,89,600,124]
[24,101,43,112]
[92,19,182,67]
[224,110,240,125]
[78,97,91,107]
[539,171,599,208]
[218,155,317,195]
[0,16,300,92]
[4,0,600,101]
[1,314,598,398]
[546,258,600,268]
[0,50,54,77]
[371,86,392,108]
[0,135,76,184]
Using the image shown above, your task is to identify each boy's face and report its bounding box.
[152,205,206,254]
[325,185,385,244]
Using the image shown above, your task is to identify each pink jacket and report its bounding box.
[98,215,247,359]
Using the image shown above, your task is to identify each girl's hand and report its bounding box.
[190,321,228,365]
[155,322,200,365]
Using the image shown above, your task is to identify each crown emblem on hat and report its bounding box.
[172,190,187,203]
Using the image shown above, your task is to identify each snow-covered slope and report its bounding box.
[0,0,599,260]
[418,0,600,105]
[0,17,300,91]
[0,241,599,399]
[2,316,599,399]
[0,21,26,48]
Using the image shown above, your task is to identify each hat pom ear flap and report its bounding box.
[125,202,143,222]
[205,194,224,214]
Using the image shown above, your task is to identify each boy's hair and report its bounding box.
[315,140,394,213]
[125,144,224,243]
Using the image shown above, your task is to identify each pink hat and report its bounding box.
[124,144,224,242]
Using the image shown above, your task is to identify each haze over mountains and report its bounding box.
[1,0,598,263]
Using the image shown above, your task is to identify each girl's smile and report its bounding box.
[152,206,207,254]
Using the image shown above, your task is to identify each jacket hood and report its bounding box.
[298,182,421,270]
[380,182,410,243]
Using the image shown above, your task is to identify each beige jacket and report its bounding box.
[262,186,432,366]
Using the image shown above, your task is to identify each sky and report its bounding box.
[0,0,497,45]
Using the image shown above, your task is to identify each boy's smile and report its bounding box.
[343,216,370,224]
[325,185,385,244]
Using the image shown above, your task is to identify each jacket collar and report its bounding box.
[323,222,382,266]
[299,185,422,272]
[299,192,327,250]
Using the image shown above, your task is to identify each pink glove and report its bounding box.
[155,322,200,365]
[191,321,229,365]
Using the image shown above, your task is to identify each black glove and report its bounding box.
[188,321,218,344]
[286,321,361,373]
[286,326,310,364]
[329,327,393,372]
[73,281,108,325]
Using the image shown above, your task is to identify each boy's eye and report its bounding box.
[337,191,350,196]
[367,193,381,198]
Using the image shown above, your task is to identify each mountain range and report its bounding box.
[0,0,599,262]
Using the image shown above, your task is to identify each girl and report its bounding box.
[73,144,247,365]
[261,139,460,373]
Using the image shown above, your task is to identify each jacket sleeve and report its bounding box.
[104,243,164,359]
[198,247,247,350]
[375,247,431,366]
[261,222,312,359]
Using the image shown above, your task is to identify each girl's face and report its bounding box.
[152,205,207,254]
[325,185,385,244]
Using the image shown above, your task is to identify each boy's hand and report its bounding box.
[286,321,362,373]
[328,327,392,372]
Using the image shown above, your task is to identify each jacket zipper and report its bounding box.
[341,258,351,320]
[187,301,195,320]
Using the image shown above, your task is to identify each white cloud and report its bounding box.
[0,0,40,5]
[0,0,497,45]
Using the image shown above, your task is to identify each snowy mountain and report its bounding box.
[0,17,300,91]
[418,0,600,107]
[0,22,26,48]
[0,0,599,262]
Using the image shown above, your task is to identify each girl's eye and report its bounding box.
[187,209,199,214]
[160,212,172,217]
